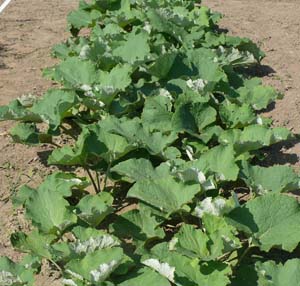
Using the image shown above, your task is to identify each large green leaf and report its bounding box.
[95,64,132,104]
[76,193,114,227]
[0,99,41,122]
[189,145,239,181]
[174,215,240,260]
[65,248,124,284]
[14,172,88,206]
[20,183,77,234]
[11,230,56,259]
[142,96,173,133]
[172,102,217,133]
[219,102,255,128]
[145,242,232,286]
[127,173,200,215]
[10,123,52,145]
[117,268,171,286]
[241,163,300,193]
[31,89,79,129]
[236,78,280,110]
[113,31,150,64]
[219,125,293,154]
[256,259,300,286]
[227,193,300,252]
[111,208,164,244]
[111,158,156,183]
[52,57,97,87]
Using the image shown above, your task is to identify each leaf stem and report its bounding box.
[236,244,251,267]
[86,168,99,193]
[96,171,101,192]
[103,162,111,191]
[49,258,63,274]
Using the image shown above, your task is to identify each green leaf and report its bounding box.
[0,99,41,122]
[219,125,293,154]
[236,78,280,110]
[68,9,100,29]
[111,158,155,183]
[76,193,114,226]
[147,52,178,79]
[227,193,300,252]
[95,64,132,104]
[10,123,52,145]
[65,248,124,283]
[21,184,77,234]
[14,172,88,206]
[142,95,173,133]
[117,268,171,286]
[172,102,217,133]
[113,31,150,64]
[53,57,97,87]
[190,145,239,181]
[241,163,300,193]
[174,224,210,258]
[219,102,256,128]
[99,116,178,155]
[31,89,79,129]
[127,173,200,215]
[146,243,232,286]
[111,208,164,244]
[256,259,300,286]
[11,230,56,259]
[175,215,240,260]
[0,257,35,286]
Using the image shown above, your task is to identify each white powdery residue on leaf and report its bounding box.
[85,90,96,98]
[257,184,269,195]
[79,45,91,60]
[102,85,116,96]
[40,114,50,125]
[62,279,78,286]
[185,145,195,161]
[256,117,263,125]
[80,84,92,92]
[202,179,216,191]
[0,271,22,286]
[177,167,206,184]
[18,93,36,107]
[65,269,84,281]
[143,258,175,283]
[158,88,173,101]
[186,78,207,92]
[90,260,120,283]
[72,235,119,254]
[143,21,152,34]
[221,235,239,249]
[194,197,226,218]
[67,178,83,185]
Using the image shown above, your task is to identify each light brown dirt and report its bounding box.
[0,0,300,284]
[0,0,77,284]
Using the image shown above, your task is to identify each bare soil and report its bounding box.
[0,1,77,284]
[0,0,300,284]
